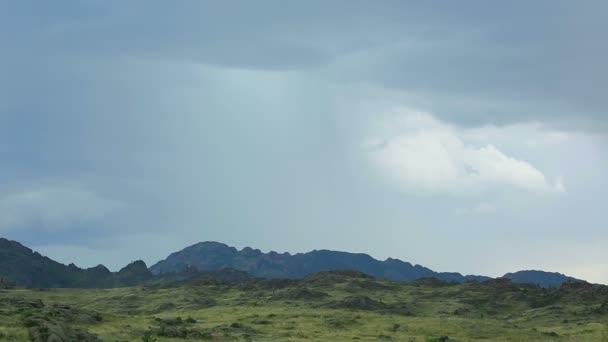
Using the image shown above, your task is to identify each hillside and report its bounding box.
[0,238,583,289]
[151,241,579,287]
[0,238,151,288]
[1,270,607,341]
[504,270,576,288]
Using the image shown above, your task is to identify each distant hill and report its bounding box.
[149,241,493,283]
[0,237,152,288]
[503,270,576,288]
[1,237,584,288]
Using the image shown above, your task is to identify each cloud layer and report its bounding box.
[366,111,564,194]
[0,185,125,232]
[0,2,607,283]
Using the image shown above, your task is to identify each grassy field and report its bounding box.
[1,271,607,341]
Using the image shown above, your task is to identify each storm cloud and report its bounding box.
[1,1,607,283]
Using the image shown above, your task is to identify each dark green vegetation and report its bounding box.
[1,270,607,341]
[2,297,102,341]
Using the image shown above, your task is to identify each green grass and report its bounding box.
[1,273,608,341]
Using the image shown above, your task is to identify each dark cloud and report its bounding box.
[0,1,607,280]
[3,1,606,128]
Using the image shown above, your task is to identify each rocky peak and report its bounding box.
[241,247,263,257]
[88,265,111,274]
[118,260,149,274]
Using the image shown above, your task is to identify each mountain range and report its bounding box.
[0,237,579,288]
[150,241,578,287]
[0,237,152,288]
[149,241,491,282]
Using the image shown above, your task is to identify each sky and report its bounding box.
[1,1,607,283]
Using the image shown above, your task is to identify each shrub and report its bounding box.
[141,331,157,342]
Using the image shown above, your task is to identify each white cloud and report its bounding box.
[0,184,125,232]
[365,109,564,195]
[461,122,574,147]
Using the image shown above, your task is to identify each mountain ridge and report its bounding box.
[504,270,576,288]
[0,237,152,288]
[0,237,583,288]
[149,241,576,286]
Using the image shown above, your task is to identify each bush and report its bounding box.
[426,336,451,342]
[141,331,157,342]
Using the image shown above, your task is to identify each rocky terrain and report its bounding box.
[0,269,607,341]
